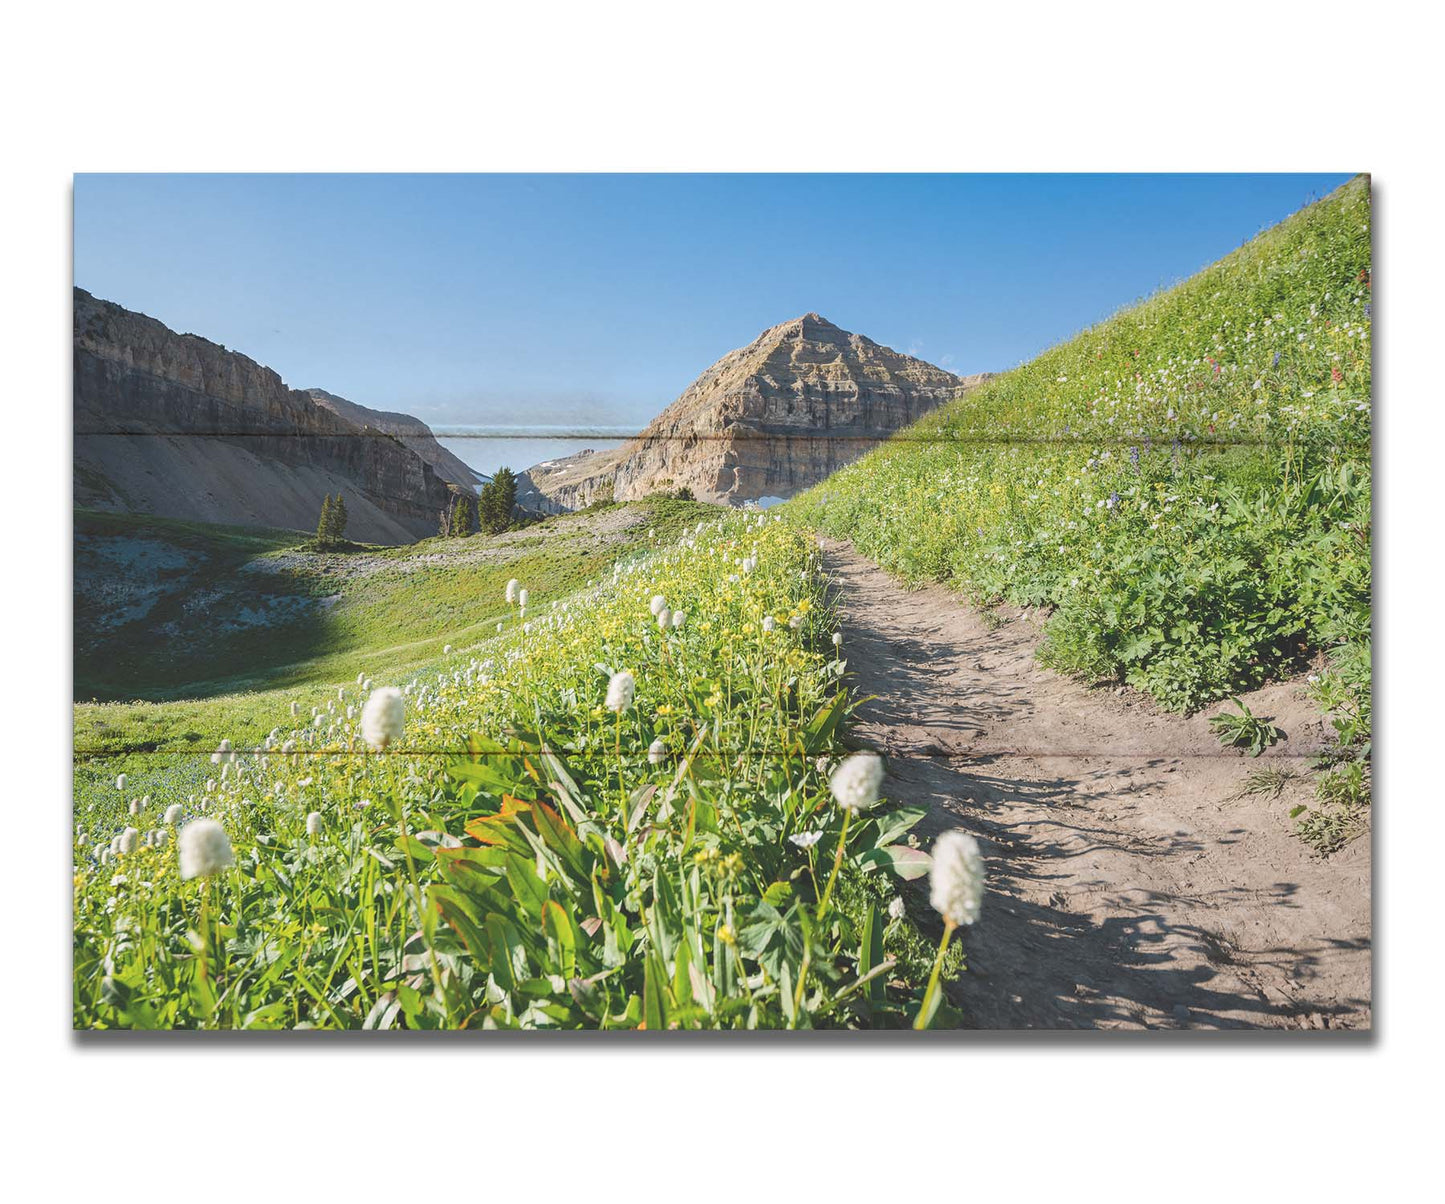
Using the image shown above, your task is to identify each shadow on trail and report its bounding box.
[820,537,1371,1031]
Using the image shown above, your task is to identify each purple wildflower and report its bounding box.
[1272,350,1281,368]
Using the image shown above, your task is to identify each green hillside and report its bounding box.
[792,176,1372,837]
[76,500,719,704]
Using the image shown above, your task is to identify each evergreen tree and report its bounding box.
[316,494,335,545]
[449,493,477,537]
[480,466,518,534]
[329,493,349,544]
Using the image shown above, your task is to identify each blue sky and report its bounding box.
[74,173,1352,430]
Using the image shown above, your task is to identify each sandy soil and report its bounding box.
[823,539,1371,1031]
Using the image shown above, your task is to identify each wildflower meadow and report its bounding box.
[74,511,978,1029]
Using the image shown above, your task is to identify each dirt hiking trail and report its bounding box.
[823,539,1371,1031]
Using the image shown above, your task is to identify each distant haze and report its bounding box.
[434,426,634,479]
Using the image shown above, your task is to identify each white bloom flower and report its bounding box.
[888,895,906,921]
[443,644,452,655]
[306,811,322,836]
[505,579,520,604]
[360,687,405,750]
[656,607,672,630]
[671,609,686,629]
[650,594,667,616]
[762,616,775,634]
[832,632,842,647]
[153,829,168,849]
[789,615,802,630]
[648,737,667,765]
[829,753,884,812]
[163,804,183,825]
[118,827,140,855]
[178,819,235,880]
[497,622,504,633]
[519,588,529,608]
[290,701,300,717]
[788,830,823,849]
[605,670,635,713]
[129,798,140,816]
[115,773,127,792]
[929,830,985,927]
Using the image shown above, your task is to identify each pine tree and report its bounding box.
[449,493,477,537]
[316,494,335,545]
[480,466,518,534]
[330,493,349,544]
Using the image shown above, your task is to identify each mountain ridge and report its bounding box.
[73,288,458,543]
[517,312,988,511]
[304,387,481,490]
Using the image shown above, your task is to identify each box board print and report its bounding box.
[73,174,1371,1031]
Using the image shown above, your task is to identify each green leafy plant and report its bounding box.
[1209,699,1285,756]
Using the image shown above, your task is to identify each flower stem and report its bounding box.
[913,919,956,1031]
[615,709,626,828]
[817,809,851,917]
[389,760,449,1025]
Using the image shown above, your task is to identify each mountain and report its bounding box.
[73,289,457,543]
[304,388,481,490]
[516,313,988,511]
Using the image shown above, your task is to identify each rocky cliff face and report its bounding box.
[304,388,481,491]
[74,289,455,543]
[520,313,987,510]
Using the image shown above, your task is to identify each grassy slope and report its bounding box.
[74,497,719,758]
[792,176,1371,721]
[75,512,953,1029]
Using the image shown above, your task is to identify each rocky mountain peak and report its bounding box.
[517,314,990,511]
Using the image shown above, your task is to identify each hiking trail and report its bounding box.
[823,538,1371,1030]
